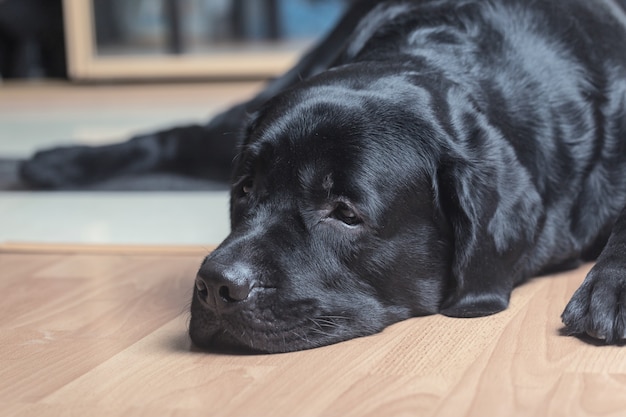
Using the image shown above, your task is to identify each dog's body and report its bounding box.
[21,0,626,352]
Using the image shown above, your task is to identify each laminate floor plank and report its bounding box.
[1,249,625,417]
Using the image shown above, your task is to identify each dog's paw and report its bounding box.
[20,145,101,188]
[561,264,626,344]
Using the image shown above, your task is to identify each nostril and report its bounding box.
[218,283,250,303]
[195,277,209,300]
[218,285,236,302]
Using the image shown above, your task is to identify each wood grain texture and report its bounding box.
[1,247,625,417]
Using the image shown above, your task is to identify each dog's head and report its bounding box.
[188,66,538,353]
[189,69,455,353]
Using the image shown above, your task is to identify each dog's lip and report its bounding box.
[190,318,312,353]
[190,304,348,353]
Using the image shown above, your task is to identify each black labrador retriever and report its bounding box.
[21,0,626,353]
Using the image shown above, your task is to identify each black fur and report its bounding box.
[20,0,626,352]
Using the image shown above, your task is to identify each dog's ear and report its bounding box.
[434,153,540,318]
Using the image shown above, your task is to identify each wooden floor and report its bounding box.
[2,244,626,417]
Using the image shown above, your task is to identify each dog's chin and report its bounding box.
[188,318,350,354]
[188,306,378,354]
[189,327,267,355]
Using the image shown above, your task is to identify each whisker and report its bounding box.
[305,315,349,338]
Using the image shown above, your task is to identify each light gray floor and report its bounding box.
[0,81,261,246]
[0,191,230,245]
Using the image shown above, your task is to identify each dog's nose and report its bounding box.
[195,262,254,308]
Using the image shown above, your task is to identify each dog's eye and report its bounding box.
[331,203,362,226]
[241,179,253,195]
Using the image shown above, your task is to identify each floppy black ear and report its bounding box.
[435,153,542,318]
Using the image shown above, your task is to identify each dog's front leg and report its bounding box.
[562,206,626,344]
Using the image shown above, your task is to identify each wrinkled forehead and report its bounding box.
[246,86,368,150]
[242,73,438,159]
[237,89,435,218]
[242,93,372,193]
[245,87,359,153]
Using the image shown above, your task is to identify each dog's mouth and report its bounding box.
[188,290,357,354]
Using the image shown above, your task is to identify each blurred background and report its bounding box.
[0,0,348,80]
[0,0,348,247]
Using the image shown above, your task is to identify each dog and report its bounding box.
[20,0,626,353]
